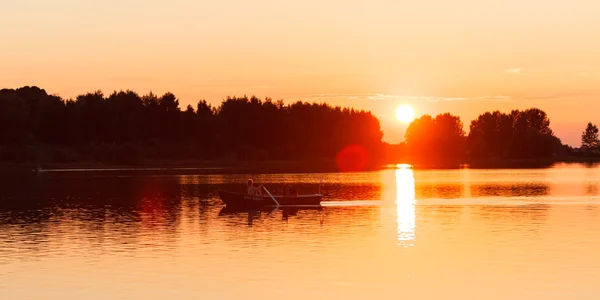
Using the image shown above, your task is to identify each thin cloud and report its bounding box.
[524,93,586,100]
[194,84,272,89]
[506,68,522,75]
[578,72,600,77]
[286,93,512,103]
[523,96,563,100]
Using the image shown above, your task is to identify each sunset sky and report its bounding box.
[2,0,599,146]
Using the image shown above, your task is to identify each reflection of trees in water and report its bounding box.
[218,207,324,226]
[218,207,265,226]
[418,205,464,226]
[415,183,464,199]
[0,207,54,257]
[0,173,388,260]
[217,205,380,234]
[470,183,550,197]
[323,183,381,201]
[586,183,599,196]
[475,204,550,228]
[0,175,189,256]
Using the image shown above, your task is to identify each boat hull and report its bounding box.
[217,190,322,208]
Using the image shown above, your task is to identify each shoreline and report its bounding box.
[0,158,342,174]
[2,156,599,174]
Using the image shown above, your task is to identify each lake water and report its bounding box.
[1,163,600,299]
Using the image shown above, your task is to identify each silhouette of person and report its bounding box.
[247,179,263,195]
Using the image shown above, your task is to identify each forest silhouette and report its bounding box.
[0,86,595,170]
[0,86,383,169]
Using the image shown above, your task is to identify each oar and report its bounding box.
[262,186,280,207]
[262,207,279,223]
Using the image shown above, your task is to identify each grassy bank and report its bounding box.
[0,157,345,174]
[390,156,600,170]
[3,153,600,174]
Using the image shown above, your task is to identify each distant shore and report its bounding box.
[3,86,598,175]
[0,158,342,174]
[2,155,599,174]
[406,156,600,169]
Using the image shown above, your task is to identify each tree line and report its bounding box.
[400,108,563,164]
[1,85,597,168]
[0,86,383,166]
[400,108,599,165]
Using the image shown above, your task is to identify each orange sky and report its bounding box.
[1,0,599,146]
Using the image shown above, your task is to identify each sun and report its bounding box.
[395,105,415,123]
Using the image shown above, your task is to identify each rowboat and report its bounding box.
[217,190,323,208]
[218,205,323,215]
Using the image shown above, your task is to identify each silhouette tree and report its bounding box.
[181,105,197,141]
[433,113,466,157]
[195,99,216,150]
[468,108,560,159]
[73,90,107,143]
[158,92,181,141]
[0,89,29,145]
[1,85,579,167]
[105,90,144,143]
[13,86,69,144]
[405,113,466,164]
[405,115,435,157]
[508,108,559,158]
[467,111,513,158]
[581,123,600,151]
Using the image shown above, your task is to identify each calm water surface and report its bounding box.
[1,163,600,299]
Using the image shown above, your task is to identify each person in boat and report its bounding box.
[247,179,263,196]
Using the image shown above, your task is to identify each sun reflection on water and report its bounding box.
[396,165,416,247]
